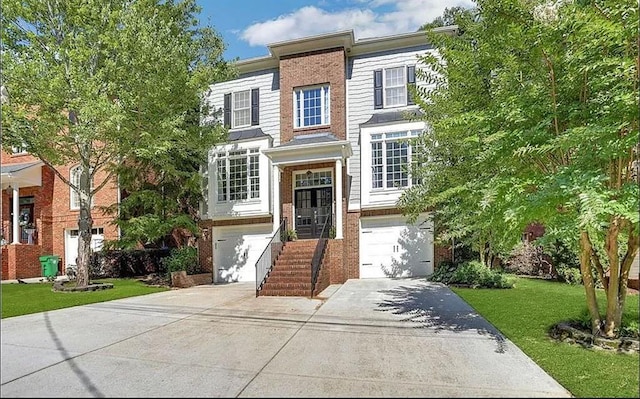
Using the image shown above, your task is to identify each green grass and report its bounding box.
[1,279,169,319]
[452,277,639,398]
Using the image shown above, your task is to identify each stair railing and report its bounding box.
[255,218,287,297]
[310,215,331,297]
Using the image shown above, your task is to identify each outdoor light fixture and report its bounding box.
[5,185,12,196]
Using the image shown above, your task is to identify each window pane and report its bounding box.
[216,159,227,201]
[233,90,251,127]
[229,157,247,200]
[385,141,408,188]
[249,154,260,199]
[295,85,330,128]
[371,142,383,189]
[384,67,406,107]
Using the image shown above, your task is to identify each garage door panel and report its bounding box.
[360,216,433,279]
[214,224,272,283]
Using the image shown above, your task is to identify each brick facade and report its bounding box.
[1,149,119,280]
[279,47,346,144]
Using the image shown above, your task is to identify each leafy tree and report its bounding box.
[403,0,638,338]
[419,6,477,31]
[1,0,231,287]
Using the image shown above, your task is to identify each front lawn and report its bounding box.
[452,277,639,398]
[1,278,169,319]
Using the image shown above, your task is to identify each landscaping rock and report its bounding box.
[52,281,114,292]
[550,322,639,354]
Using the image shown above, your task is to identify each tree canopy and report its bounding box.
[1,0,232,286]
[402,0,638,337]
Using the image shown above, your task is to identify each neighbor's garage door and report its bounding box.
[359,215,433,279]
[213,223,273,283]
[65,227,105,268]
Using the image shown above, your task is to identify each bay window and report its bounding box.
[371,130,420,190]
[215,148,260,202]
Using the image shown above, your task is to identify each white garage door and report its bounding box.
[65,227,105,267]
[359,215,433,279]
[213,223,273,283]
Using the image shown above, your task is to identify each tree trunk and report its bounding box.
[579,231,602,336]
[75,166,94,288]
[603,219,621,337]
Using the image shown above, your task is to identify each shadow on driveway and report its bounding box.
[375,279,508,353]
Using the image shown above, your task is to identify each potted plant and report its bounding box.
[285,228,298,241]
[23,222,37,244]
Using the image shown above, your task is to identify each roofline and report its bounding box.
[236,26,457,75]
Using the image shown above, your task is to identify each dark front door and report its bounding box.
[295,187,332,239]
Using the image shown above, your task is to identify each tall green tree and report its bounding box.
[1,0,230,287]
[402,0,638,337]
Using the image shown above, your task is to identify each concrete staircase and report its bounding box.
[260,239,321,297]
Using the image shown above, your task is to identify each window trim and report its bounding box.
[383,66,407,108]
[232,89,251,129]
[293,84,331,129]
[214,148,261,203]
[370,130,420,191]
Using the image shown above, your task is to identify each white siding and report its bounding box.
[205,69,280,146]
[203,69,281,220]
[346,45,437,211]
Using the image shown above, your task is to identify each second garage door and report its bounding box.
[213,223,273,283]
[359,215,433,279]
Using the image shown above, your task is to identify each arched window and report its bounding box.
[70,165,94,210]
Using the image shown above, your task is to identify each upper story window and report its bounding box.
[11,144,27,155]
[294,85,330,128]
[374,65,416,109]
[70,165,94,210]
[371,130,420,190]
[224,88,259,129]
[215,148,260,202]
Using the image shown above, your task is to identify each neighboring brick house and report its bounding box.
[199,28,455,289]
[1,147,119,280]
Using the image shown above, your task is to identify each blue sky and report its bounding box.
[196,0,474,61]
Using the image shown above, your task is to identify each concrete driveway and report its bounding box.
[0,278,572,397]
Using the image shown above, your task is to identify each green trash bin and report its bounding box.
[39,256,51,277]
[44,256,59,278]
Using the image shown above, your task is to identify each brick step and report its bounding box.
[259,288,312,297]
[277,255,315,261]
[274,261,312,268]
[278,253,315,259]
[270,270,310,277]
[262,281,312,290]
[266,275,311,284]
[268,272,312,280]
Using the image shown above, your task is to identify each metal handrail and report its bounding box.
[255,218,287,297]
[310,215,331,297]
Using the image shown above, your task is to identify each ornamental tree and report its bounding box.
[1,0,231,287]
[402,0,638,337]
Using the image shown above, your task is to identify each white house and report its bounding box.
[198,28,455,293]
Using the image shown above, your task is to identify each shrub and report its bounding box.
[430,260,513,289]
[557,266,583,285]
[162,246,200,275]
[505,241,554,277]
[89,248,171,279]
[452,261,514,288]
[429,260,457,284]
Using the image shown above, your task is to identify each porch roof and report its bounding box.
[1,161,44,189]
[263,133,352,166]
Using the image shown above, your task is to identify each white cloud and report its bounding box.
[240,0,474,47]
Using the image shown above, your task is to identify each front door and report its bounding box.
[19,203,35,244]
[295,187,332,239]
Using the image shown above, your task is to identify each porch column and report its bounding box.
[335,158,343,239]
[11,184,19,244]
[272,164,280,234]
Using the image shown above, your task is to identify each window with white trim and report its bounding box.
[215,148,260,202]
[373,65,416,109]
[294,85,330,128]
[12,144,27,155]
[232,90,251,128]
[384,67,406,107]
[70,165,94,210]
[371,130,420,190]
